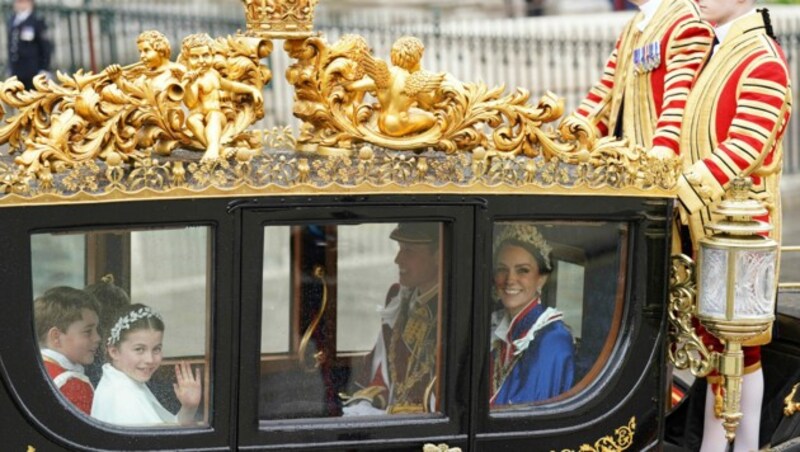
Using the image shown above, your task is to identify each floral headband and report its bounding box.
[107,307,163,346]
[493,223,552,270]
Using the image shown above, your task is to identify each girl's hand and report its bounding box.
[173,362,202,410]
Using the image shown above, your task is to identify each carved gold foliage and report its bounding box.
[554,417,636,452]
[62,160,101,193]
[281,30,686,195]
[0,160,32,195]
[0,140,678,205]
[285,34,583,162]
[668,254,715,377]
[0,31,271,177]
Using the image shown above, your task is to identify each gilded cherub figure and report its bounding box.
[104,30,186,155]
[347,36,445,137]
[105,30,184,103]
[180,33,263,161]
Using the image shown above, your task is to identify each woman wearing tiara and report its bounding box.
[490,223,575,407]
[91,304,202,426]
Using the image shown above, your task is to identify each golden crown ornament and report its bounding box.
[242,0,319,39]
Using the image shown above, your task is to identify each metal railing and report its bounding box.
[1,2,799,173]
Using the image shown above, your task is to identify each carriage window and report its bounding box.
[490,221,627,410]
[259,222,444,420]
[31,226,212,428]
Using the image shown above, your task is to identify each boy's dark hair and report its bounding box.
[108,303,165,347]
[85,274,131,341]
[34,287,101,345]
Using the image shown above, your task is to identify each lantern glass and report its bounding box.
[733,248,777,319]
[698,246,728,319]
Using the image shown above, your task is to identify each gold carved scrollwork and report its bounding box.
[668,254,715,377]
[554,416,636,452]
[0,29,271,177]
[285,33,577,158]
[0,141,677,204]
[0,1,682,200]
[284,32,681,191]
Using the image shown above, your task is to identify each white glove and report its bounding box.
[342,400,387,417]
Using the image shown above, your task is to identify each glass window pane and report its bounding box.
[490,221,627,410]
[259,222,444,420]
[262,226,291,354]
[336,224,397,352]
[31,226,212,428]
[31,233,86,298]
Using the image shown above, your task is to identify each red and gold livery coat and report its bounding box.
[575,0,713,153]
[677,12,792,252]
[679,11,792,366]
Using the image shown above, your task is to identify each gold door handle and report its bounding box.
[298,265,328,372]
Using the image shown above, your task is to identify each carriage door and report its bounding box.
[235,199,475,451]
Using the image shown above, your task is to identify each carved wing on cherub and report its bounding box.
[358,52,391,91]
[403,70,445,98]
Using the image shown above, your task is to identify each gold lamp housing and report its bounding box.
[696,177,779,442]
[241,0,319,40]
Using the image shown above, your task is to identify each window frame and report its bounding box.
[235,198,477,450]
[0,199,236,450]
[471,195,673,450]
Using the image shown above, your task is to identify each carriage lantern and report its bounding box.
[696,177,779,441]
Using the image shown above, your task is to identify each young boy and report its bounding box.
[34,286,102,415]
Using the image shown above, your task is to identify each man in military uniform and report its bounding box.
[561,0,714,159]
[343,223,441,415]
[675,1,792,450]
[7,0,52,90]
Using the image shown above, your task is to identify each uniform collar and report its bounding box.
[381,284,439,327]
[41,348,85,374]
[637,0,665,32]
[414,285,439,307]
[714,8,758,50]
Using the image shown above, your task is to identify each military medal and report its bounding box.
[634,42,661,74]
[633,47,644,74]
[647,41,661,71]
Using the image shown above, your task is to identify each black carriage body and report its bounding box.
[0,193,673,451]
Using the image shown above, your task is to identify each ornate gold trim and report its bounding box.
[667,254,715,377]
[0,143,677,207]
[242,0,318,40]
[553,416,636,452]
[0,1,682,205]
